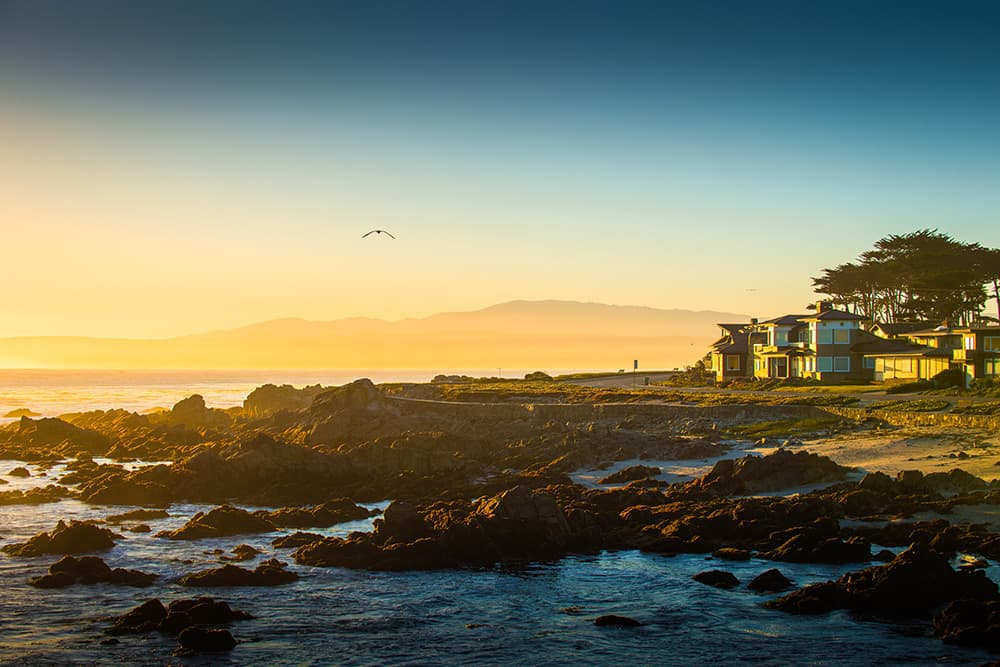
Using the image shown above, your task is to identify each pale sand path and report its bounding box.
[798,426,1000,482]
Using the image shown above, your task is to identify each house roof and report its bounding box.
[853,338,951,358]
[760,314,810,326]
[800,309,865,322]
[716,323,750,335]
[907,326,962,337]
[872,322,935,336]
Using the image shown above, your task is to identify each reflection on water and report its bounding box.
[0,459,993,666]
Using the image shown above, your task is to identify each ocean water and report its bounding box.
[0,369,563,421]
[0,460,994,666]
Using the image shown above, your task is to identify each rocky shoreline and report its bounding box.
[2,379,1000,657]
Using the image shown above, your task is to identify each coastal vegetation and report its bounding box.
[812,230,1000,325]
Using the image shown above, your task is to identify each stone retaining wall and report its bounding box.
[821,406,1000,430]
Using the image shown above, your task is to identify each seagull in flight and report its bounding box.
[362,229,396,239]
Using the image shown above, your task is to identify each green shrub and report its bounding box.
[951,401,1000,415]
[931,368,964,389]
[884,379,932,394]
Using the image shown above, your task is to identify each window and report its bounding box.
[775,330,788,346]
[818,357,833,372]
[965,336,976,351]
[894,358,913,373]
[726,356,741,371]
[864,357,875,369]
[833,329,850,344]
[986,337,1000,352]
[876,358,885,372]
[817,330,833,345]
[986,358,1000,376]
[834,357,850,372]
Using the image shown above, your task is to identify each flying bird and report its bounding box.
[362,229,396,239]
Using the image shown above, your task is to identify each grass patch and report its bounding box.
[728,417,845,439]
[951,401,1000,416]
[865,398,951,412]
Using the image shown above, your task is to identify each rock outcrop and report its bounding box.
[156,505,276,540]
[2,520,120,556]
[178,559,297,587]
[29,555,156,588]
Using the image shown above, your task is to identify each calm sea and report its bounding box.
[0,369,565,420]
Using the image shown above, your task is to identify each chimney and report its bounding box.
[750,317,758,325]
[816,301,829,313]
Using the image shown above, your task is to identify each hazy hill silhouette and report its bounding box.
[0,300,745,370]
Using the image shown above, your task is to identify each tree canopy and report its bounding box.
[812,230,1000,326]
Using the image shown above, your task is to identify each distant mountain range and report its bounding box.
[0,300,746,370]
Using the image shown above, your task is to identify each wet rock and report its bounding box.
[29,555,156,588]
[107,599,168,634]
[767,544,998,617]
[178,559,297,586]
[693,570,739,589]
[167,394,231,430]
[107,597,252,636]
[713,547,750,561]
[933,599,1000,651]
[226,544,262,562]
[598,465,661,485]
[857,471,894,493]
[104,508,170,523]
[2,520,120,556]
[761,533,870,564]
[872,549,895,562]
[10,416,109,455]
[594,615,642,627]
[261,498,375,529]
[129,524,151,533]
[272,532,324,549]
[8,466,30,477]
[748,568,792,592]
[176,627,237,653]
[157,505,276,540]
[0,484,72,506]
[923,469,988,494]
[374,500,431,543]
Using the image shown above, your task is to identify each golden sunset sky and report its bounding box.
[2,3,998,346]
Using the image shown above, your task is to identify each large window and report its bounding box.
[726,356,741,371]
[986,337,1000,352]
[834,356,851,372]
[864,357,875,369]
[817,330,833,345]
[965,335,976,351]
[817,357,833,372]
[833,329,850,344]
[985,358,1000,376]
[895,358,913,373]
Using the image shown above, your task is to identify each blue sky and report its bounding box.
[1,1,999,336]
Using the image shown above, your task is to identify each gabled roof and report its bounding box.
[760,314,810,326]
[907,326,962,336]
[800,308,865,322]
[871,322,935,337]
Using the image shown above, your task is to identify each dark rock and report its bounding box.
[178,559,297,587]
[933,599,1000,651]
[107,599,167,635]
[767,544,999,618]
[696,449,851,495]
[2,520,120,556]
[104,509,170,523]
[262,498,374,529]
[594,615,642,627]
[166,597,253,625]
[761,533,870,564]
[272,532,324,549]
[748,568,792,592]
[8,466,30,477]
[129,524,151,533]
[598,465,661,485]
[857,471,894,493]
[713,547,750,561]
[100,638,120,646]
[693,569,739,589]
[29,555,156,588]
[176,627,236,653]
[157,505,276,540]
[226,544,262,562]
[872,549,895,562]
